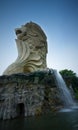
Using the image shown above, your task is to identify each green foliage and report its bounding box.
[59,69,78,91]
[72,77,78,91]
[59,69,76,78]
[74,88,78,99]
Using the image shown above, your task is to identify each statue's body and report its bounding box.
[3,22,48,75]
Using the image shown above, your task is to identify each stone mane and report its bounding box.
[3,22,48,75]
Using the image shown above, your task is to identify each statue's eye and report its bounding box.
[16,30,22,35]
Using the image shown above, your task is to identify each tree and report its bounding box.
[59,69,78,99]
[59,69,76,78]
[59,69,77,90]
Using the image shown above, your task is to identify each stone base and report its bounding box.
[0,70,62,120]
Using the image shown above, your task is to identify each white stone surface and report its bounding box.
[3,22,48,75]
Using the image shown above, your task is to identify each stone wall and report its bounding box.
[0,70,62,120]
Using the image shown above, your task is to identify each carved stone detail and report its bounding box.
[3,22,48,75]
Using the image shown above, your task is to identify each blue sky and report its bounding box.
[0,0,78,75]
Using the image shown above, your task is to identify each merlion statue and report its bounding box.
[3,22,48,75]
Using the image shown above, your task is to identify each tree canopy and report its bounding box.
[59,69,78,91]
[59,69,76,78]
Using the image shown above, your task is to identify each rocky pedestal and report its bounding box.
[0,70,62,120]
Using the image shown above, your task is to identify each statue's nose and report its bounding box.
[15,29,22,35]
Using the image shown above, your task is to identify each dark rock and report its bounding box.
[0,69,62,120]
